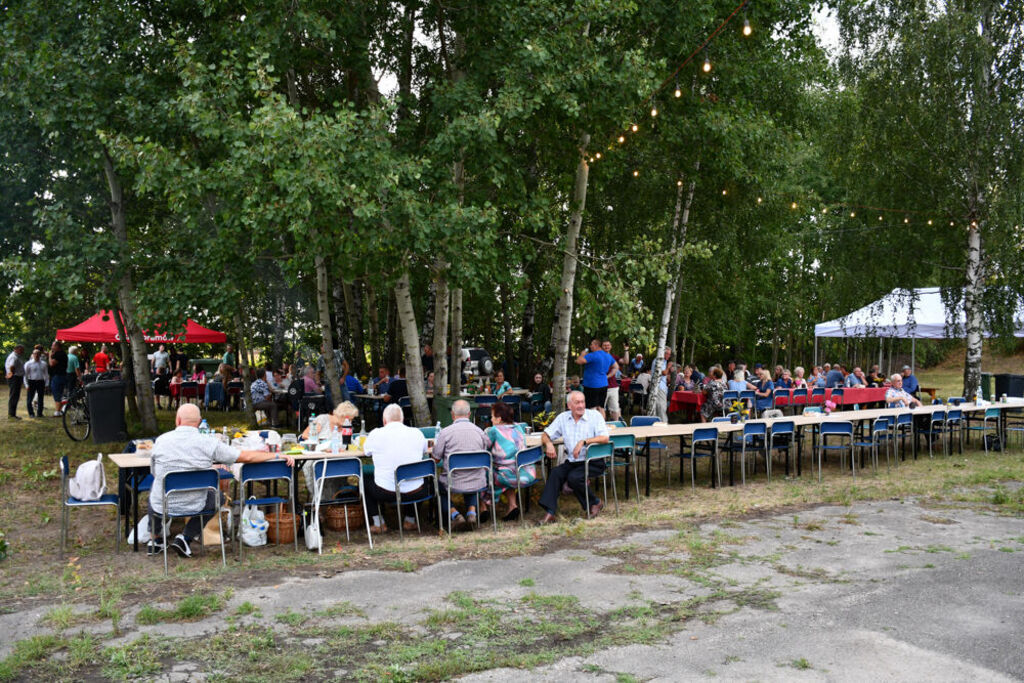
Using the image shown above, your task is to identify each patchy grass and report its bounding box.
[136,592,226,625]
[0,635,61,682]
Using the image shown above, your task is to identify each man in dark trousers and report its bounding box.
[5,344,25,420]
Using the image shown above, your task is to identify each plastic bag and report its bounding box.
[240,498,268,547]
[304,509,322,552]
[127,514,151,545]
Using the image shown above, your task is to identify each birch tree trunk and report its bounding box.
[395,272,431,425]
[234,313,257,425]
[367,284,382,371]
[518,288,536,386]
[272,285,286,369]
[343,281,367,376]
[500,281,514,378]
[649,171,696,415]
[314,252,341,408]
[332,277,350,363]
[102,151,157,433]
[420,278,436,343]
[551,134,590,412]
[962,220,984,397]
[432,268,450,396]
[450,288,463,395]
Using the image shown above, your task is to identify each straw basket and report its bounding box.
[323,503,364,531]
[265,505,297,544]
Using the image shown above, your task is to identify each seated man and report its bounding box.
[149,404,293,557]
[362,403,428,533]
[250,373,281,427]
[845,366,866,387]
[432,400,492,529]
[866,364,886,387]
[538,390,610,524]
[901,365,920,396]
[371,365,391,395]
[886,374,922,408]
[824,363,845,388]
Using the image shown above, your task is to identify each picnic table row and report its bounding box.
[668,386,891,413]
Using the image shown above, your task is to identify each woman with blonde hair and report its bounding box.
[302,400,361,498]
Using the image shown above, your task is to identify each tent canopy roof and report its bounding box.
[814,287,1024,339]
[56,310,227,344]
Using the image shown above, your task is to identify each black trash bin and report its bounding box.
[85,380,127,444]
[994,373,1024,399]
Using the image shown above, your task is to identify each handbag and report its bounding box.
[240,498,268,547]
[69,453,106,501]
[304,509,322,551]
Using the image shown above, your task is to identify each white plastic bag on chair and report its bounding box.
[304,509,321,551]
[69,453,107,501]
[241,499,268,547]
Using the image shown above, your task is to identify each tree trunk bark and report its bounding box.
[668,271,683,356]
[314,252,341,408]
[343,280,367,377]
[450,288,463,395]
[420,277,436,343]
[432,268,450,396]
[332,276,350,364]
[234,313,257,425]
[500,281,514,379]
[272,285,286,369]
[395,273,431,425]
[518,286,536,386]
[367,284,382,371]
[962,220,984,397]
[649,171,696,415]
[102,151,157,433]
[385,292,399,373]
[551,134,591,412]
[113,308,140,422]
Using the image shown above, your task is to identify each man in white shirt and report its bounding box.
[362,403,429,533]
[538,391,610,523]
[5,345,25,420]
[23,347,49,417]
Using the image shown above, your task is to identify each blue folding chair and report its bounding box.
[159,469,224,574]
[769,421,795,476]
[792,388,809,411]
[388,459,441,540]
[772,389,790,412]
[511,445,545,524]
[740,390,757,417]
[739,422,769,484]
[920,410,947,458]
[474,395,498,428]
[631,415,669,481]
[583,442,617,517]
[945,409,964,455]
[610,433,641,502]
[679,427,720,489]
[967,407,1001,452]
[947,397,965,406]
[59,455,120,560]
[311,457,372,552]
[238,460,297,561]
[894,412,913,461]
[852,419,890,475]
[831,388,845,407]
[500,394,523,422]
[809,387,826,411]
[418,426,439,440]
[443,451,497,535]
[630,383,648,415]
[815,421,854,482]
[520,392,546,425]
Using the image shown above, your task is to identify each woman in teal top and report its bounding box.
[486,401,535,521]
[489,369,512,397]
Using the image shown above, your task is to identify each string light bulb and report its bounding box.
[743,17,752,36]
[904,217,909,224]
[651,106,658,117]
[618,135,625,143]
[677,180,683,186]
[878,216,883,221]
[703,54,712,73]
[791,202,798,209]
[757,196,762,203]
[631,123,638,132]
[595,152,601,159]
[632,170,639,177]
[674,80,682,98]
[927,219,933,225]
[850,211,856,217]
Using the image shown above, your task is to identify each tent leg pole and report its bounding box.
[911,338,915,373]
[814,337,818,368]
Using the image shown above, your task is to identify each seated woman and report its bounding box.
[699,367,727,422]
[486,401,534,521]
[727,370,751,393]
[775,369,794,389]
[489,370,512,397]
[529,372,553,414]
[301,401,360,499]
[676,364,697,391]
[753,367,775,412]
[792,367,808,389]
[190,364,205,382]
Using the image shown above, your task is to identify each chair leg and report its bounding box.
[163,512,170,575]
[60,502,68,560]
[764,443,771,482]
[610,462,619,515]
[396,492,405,541]
[740,443,746,485]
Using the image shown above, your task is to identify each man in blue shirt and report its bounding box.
[538,391,611,523]
[575,338,618,416]
[824,363,845,388]
[901,366,920,396]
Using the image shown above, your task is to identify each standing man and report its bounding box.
[49,341,69,416]
[602,340,622,422]
[574,338,617,417]
[93,344,112,374]
[24,347,48,418]
[66,345,83,383]
[631,353,645,375]
[5,344,25,420]
[421,344,435,375]
[538,391,611,523]
[222,344,236,372]
[152,343,170,375]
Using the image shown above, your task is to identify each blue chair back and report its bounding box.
[793,388,808,401]
[739,390,755,402]
[313,457,362,480]
[395,459,437,484]
[475,395,498,405]
[743,422,767,437]
[630,416,659,427]
[500,394,521,405]
[585,442,614,460]
[984,408,1001,419]
[773,389,789,402]
[610,433,636,450]
[712,416,732,423]
[946,409,963,422]
[772,420,794,436]
[931,398,944,405]
[693,427,718,444]
[831,388,844,401]
[419,426,438,439]
[871,419,889,435]
[515,445,544,469]
[947,397,964,405]
[447,451,492,472]
[820,421,853,436]
[398,397,411,408]
[240,460,292,485]
[896,413,913,426]
[930,410,946,424]
[164,469,219,496]
[723,390,739,402]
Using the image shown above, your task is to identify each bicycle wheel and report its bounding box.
[63,392,91,441]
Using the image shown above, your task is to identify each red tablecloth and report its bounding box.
[619,377,632,393]
[669,390,704,413]
[772,386,888,407]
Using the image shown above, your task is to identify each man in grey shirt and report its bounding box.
[432,400,491,529]
[5,344,24,420]
[149,404,293,557]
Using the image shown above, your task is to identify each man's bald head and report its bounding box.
[176,403,202,427]
[451,400,472,418]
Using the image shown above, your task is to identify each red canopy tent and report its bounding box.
[56,310,227,344]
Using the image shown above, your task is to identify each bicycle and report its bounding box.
[62,372,117,441]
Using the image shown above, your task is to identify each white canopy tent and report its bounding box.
[814,287,1024,370]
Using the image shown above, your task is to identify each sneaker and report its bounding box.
[450,513,466,530]
[465,511,477,525]
[146,539,165,556]
[170,534,192,558]
[402,519,418,531]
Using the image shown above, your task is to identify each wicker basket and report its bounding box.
[323,503,364,532]
[264,506,297,544]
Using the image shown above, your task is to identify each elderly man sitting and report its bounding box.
[537,390,610,524]
[149,404,294,557]
[886,374,922,408]
[362,403,429,533]
[432,399,491,529]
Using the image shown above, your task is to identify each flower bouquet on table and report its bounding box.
[729,399,750,423]
[823,399,837,415]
